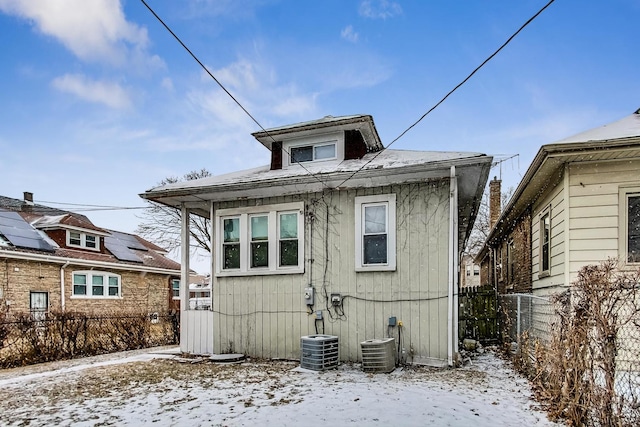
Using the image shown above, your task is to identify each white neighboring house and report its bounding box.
[189,275,211,310]
[141,114,492,367]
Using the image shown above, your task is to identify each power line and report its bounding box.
[335,0,556,189]
[139,0,328,190]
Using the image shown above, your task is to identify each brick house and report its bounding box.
[477,108,640,296]
[0,193,181,316]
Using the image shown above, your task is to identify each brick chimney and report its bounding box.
[489,177,501,229]
[23,191,34,205]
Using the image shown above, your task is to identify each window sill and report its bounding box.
[355,265,396,273]
[70,296,122,300]
[538,271,550,278]
[216,267,304,277]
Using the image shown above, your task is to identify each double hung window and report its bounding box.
[539,209,551,275]
[355,194,396,272]
[216,202,304,276]
[72,271,121,298]
[620,187,640,264]
[67,231,99,250]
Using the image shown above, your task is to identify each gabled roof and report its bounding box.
[252,114,383,152]
[479,107,640,258]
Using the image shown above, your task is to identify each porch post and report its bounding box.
[180,204,190,352]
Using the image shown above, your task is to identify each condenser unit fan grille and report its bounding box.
[300,334,339,371]
[361,338,396,373]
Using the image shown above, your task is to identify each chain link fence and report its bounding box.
[501,280,640,426]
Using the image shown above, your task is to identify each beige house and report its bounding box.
[141,115,492,367]
[0,194,181,316]
[478,108,640,295]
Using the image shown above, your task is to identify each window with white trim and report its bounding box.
[290,142,337,164]
[540,209,551,275]
[216,202,304,276]
[620,187,640,264]
[67,231,99,250]
[72,271,121,298]
[355,194,396,272]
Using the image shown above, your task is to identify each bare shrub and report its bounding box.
[511,259,640,427]
[0,310,176,368]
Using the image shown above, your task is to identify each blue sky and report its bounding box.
[1,0,639,268]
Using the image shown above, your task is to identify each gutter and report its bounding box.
[60,261,70,310]
[0,250,180,276]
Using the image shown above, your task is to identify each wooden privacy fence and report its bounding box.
[458,285,500,344]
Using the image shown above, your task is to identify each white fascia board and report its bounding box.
[0,250,179,275]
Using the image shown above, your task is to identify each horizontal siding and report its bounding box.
[211,181,452,365]
[567,159,640,282]
[532,178,565,290]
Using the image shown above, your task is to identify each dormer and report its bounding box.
[31,214,109,252]
[251,114,384,170]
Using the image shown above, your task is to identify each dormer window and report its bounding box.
[283,133,344,168]
[291,142,337,163]
[67,231,100,251]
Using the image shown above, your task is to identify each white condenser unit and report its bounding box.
[300,334,339,371]
[361,338,396,373]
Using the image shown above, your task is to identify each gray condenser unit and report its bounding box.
[361,338,396,373]
[300,334,339,371]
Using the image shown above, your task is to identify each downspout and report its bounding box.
[60,261,70,311]
[448,166,459,366]
[180,204,190,353]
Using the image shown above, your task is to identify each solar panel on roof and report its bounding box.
[104,234,143,263]
[0,210,55,252]
[109,231,148,251]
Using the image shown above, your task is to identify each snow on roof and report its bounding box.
[554,108,640,144]
[150,149,485,192]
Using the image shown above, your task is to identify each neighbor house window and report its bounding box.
[72,271,121,298]
[473,266,480,276]
[216,202,304,276]
[620,188,640,264]
[67,231,100,251]
[355,194,396,272]
[540,210,551,275]
[507,239,515,282]
[171,279,180,300]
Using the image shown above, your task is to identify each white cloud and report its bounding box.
[0,0,159,68]
[161,77,174,92]
[51,74,132,109]
[341,25,359,43]
[359,0,402,19]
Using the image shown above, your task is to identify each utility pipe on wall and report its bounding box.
[60,261,70,311]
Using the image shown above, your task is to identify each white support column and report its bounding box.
[180,204,190,352]
[448,165,459,366]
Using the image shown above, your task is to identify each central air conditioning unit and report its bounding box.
[300,334,339,371]
[361,338,396,373]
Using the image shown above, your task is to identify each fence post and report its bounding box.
[516,294,521,345]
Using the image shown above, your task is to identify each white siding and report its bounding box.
[532,179,565,294]
[211,181,452,365]
[567,159,640,280]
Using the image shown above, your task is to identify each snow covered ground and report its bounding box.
[0,347,564,426]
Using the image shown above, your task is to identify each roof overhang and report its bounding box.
[141,154,492,255]
[252,115,383,152]
[478,135,640,260]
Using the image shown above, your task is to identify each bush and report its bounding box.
[0,310,178,368]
